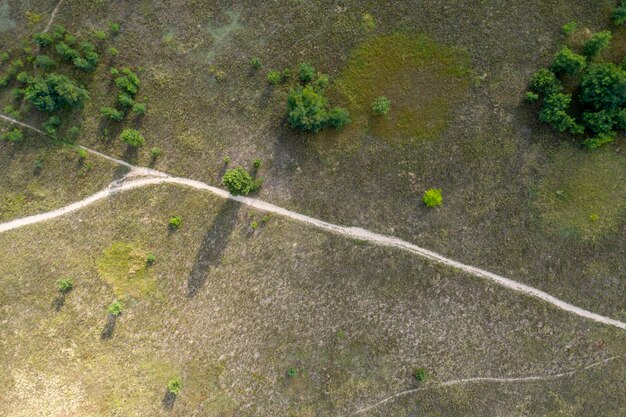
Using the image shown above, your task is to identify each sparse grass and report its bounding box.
[536,146,626,240]
[96,242,155,298]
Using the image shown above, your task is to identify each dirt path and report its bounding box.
[349,355,624,415]
[44,0,64,32]
[1,114,626,331]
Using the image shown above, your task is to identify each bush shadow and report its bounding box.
[187,200,240,298]
[162,391,176,411]
[100,314,117,340]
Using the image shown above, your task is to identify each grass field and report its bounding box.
[0,184,623,416]
[0,0,624,415]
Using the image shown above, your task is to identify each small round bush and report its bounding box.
[287,367,297,378]
[422,188,443,208]
[151,147,162,158]
[222,167,260,196]
[372,96,391,115]
[529,69,562,96]
[299,63,315,82]
[146,254,156,264]
[250,57,262,70]
[167,377,182,395]
[253,158,262,168]
[94,30,107,41]
[56,278,74,293]
[169,215,182,229]
[107,300,123,317]
[267,70,281,85]
[109,22,120,35]
[414,368,427,383]
[120,129,144,147]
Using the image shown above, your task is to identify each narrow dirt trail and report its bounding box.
[349,355,624,415]
[1,114,625,331]
[44,0,65,32]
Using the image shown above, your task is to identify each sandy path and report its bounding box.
[1,114,625,331]
[44,0,65,32]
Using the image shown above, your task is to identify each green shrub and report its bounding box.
[33,32,53,47]
[1,128,24,142]
[109,22,121,35]
[167,378,182,395]
[562,21,577,35]
[328,107,351,128]
[287,367,297,378]
[362,13,376,31]
[73,57,91,71]
[100,106,124,121]
[223,156,231,164]
[146,254,156,264]
[55,42,80,61]
[34,159,44,170]
[12,88,25,99]
[222,167,260,195]
[579,63,626,110]
[108,47,119,56]
[56,278,74,293]
[313,74,329,90]
[266,70,281,84]
[287,86,329,132]
[16,71,30,84]
[422,188,443,207]
[582,110,615,133]
[118,93,135,107]
[3,105,19,118]
[253,158,262,168]
[0,52,9,63]
[115,68,140,96]
[524,91,539,103]
[372,96,391,115]
[94,30,107,41]
[132,102,146,116]
[250,57,262,70]
[52,25,65,40]
[120,129,144,147]
[614,1,626,25]
[169,215,182,229]
[299,63,315,82]
[35,55,56,70]
[76,147,88,159]
[615,108,626,129]
[539,93,584,134]
[151,147,162,158]
[582,31,612,57]
[582,132,615,149]
[64,33,77,45]
[414,368,427,383]
[107,300,123,316]
[282,68,292,80]
[551,47,586,75]
[24,74,89,112]
[109,67,119,76]
[529,69,562,96]
[539,93,582,133]
[43,115,61,135]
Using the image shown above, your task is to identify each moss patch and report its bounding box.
[97,242,155,298]
[536,147,626,240]
[333,32,471,145]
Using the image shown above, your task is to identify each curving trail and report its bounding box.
[1,113,626,332]
[349,355,624,415]
[44,0,65,32]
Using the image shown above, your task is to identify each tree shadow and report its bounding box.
[187,200,241,298]
[52,295,65,311]
[162,391,176,411]
[100,314,117,340]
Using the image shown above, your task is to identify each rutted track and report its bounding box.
[1,114,626,331]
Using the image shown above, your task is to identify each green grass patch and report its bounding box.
[97,241,155,298]
[334,32,471,144]
[536,146,626,240]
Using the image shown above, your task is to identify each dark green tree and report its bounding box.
[287,86,329,132]
[551,47,586,75]
[24,74,89,113]
[579,63,626,110]
[582,31,612,57]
